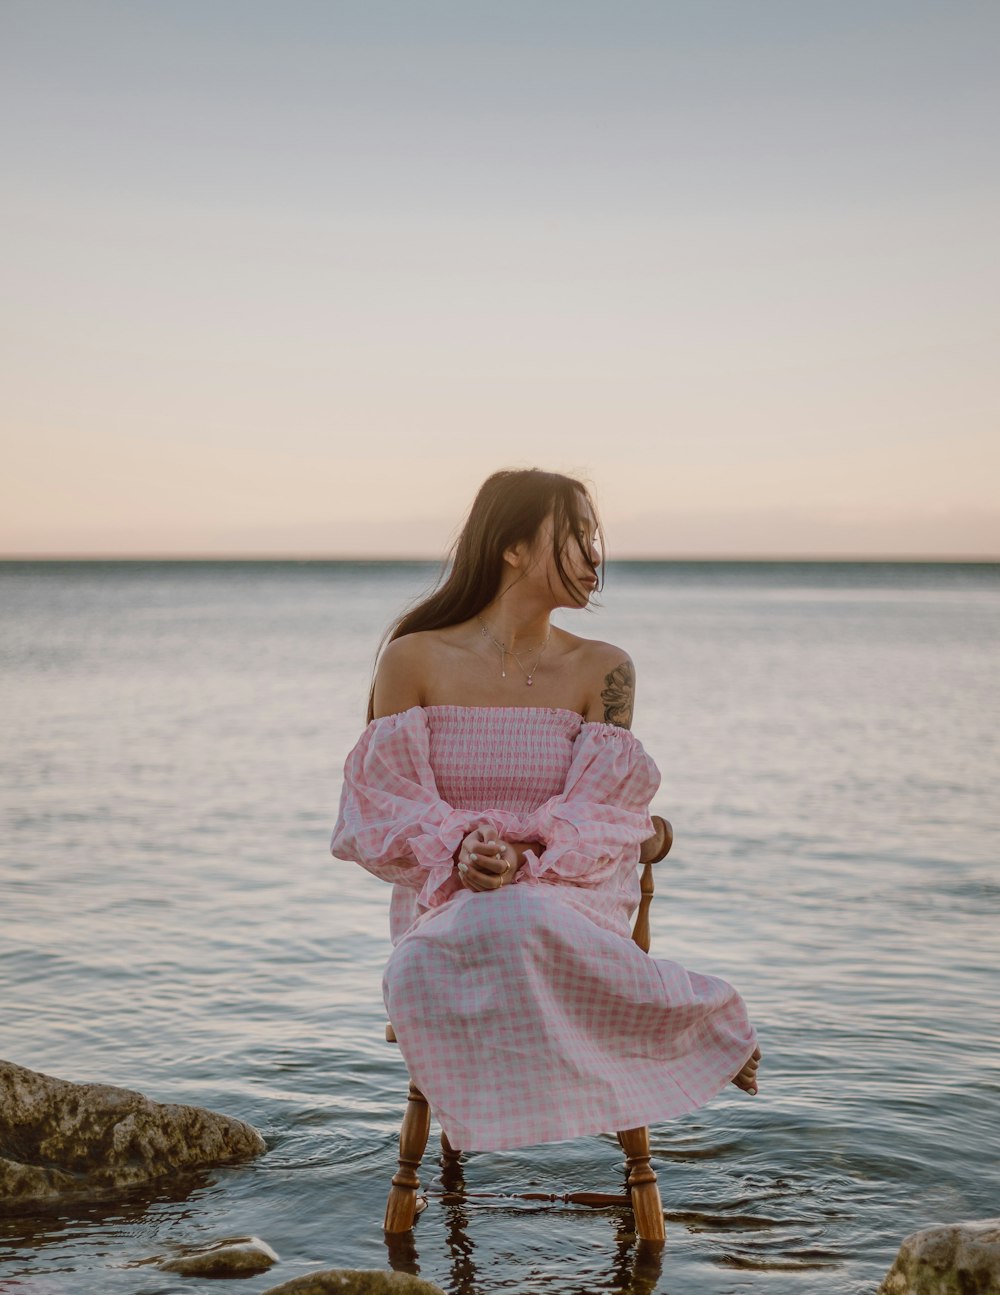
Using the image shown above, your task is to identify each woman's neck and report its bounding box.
[476,600,552,653]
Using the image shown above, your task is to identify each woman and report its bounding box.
[330,468,760,1152]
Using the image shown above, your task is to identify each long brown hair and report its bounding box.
[365,468,606,722]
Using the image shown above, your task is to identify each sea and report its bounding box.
[1,558,998,1295]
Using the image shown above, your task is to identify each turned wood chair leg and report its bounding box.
[618,1126,665,1243]
[440,1129,462,1164]
[384,1079,432,1233]
[439,1128,465,1196]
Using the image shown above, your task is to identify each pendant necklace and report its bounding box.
[477,614,552,686]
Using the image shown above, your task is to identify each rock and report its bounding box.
[261,1272,446,1294]
[157,1235,279,1276]
[0,1059,266,1210]
[877,1218,1000,1294]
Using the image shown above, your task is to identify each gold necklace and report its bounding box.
[477,614,552,686]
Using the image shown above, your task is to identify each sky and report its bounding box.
[1,0,997,559]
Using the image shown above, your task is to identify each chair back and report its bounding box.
[630,814,670,952]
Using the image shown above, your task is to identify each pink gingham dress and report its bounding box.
[330,704,757,1152]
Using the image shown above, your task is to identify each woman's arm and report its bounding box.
[582,646,636,728]
[508,644,662,889]
[585,645,670,864]
[332,708,528,909]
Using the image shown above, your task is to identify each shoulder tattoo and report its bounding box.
[600,659,635,728]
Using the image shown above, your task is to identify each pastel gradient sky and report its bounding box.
[2,1,997,558]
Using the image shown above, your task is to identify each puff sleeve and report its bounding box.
[330,708,529,911]
[516,723,661,889]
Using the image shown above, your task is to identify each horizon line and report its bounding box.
[2,553,998,564]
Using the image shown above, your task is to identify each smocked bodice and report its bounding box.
[424,705,583,816]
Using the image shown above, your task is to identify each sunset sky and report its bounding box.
[2,1,997,559]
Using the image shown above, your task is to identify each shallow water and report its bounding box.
[1,559,998,1294]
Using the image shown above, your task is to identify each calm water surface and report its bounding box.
[1,559,998,1295]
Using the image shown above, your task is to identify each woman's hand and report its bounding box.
[455,826,517,891]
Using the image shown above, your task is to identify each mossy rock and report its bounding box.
[0,1059,266,1210]
[157,1235,279,1276]
[261,1271,446,1294]
[878,1218,1000,1295]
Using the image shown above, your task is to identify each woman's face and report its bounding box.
[523,497,601,606]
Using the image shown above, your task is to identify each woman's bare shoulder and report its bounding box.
[381,627,457,671]
[577,637,637,728]
[374,629,463,710]
[372,633,434,716]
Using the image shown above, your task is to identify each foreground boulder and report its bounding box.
[157,1235,279,1276]
[261,1273,445,1294]
[0,1059,266,1210]
[877,1218,1000,1294]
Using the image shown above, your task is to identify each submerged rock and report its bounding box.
[877,1218,1000,1294]
[261,1272,445,1294]
[0,1059,266,1210]
[157,1235,279,1276]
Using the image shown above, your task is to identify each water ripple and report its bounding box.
[2,561,998,1293]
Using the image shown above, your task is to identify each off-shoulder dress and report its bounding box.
[330,704,757,1152]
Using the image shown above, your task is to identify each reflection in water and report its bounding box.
[0,1172,212,1244]
[385,1146,665,1295]
[437,1154,477,1295]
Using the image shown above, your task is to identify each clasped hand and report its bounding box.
[455,825,517,892]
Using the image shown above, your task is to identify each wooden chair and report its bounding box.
[382,816,674,1244]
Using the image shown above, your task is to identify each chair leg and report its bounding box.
[618,1126,665,1243]
[384,1079,432,1233]
[439,1128,466,1198]
[440,1129,462,1164]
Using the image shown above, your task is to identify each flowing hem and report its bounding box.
[430,1033,758,1152]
